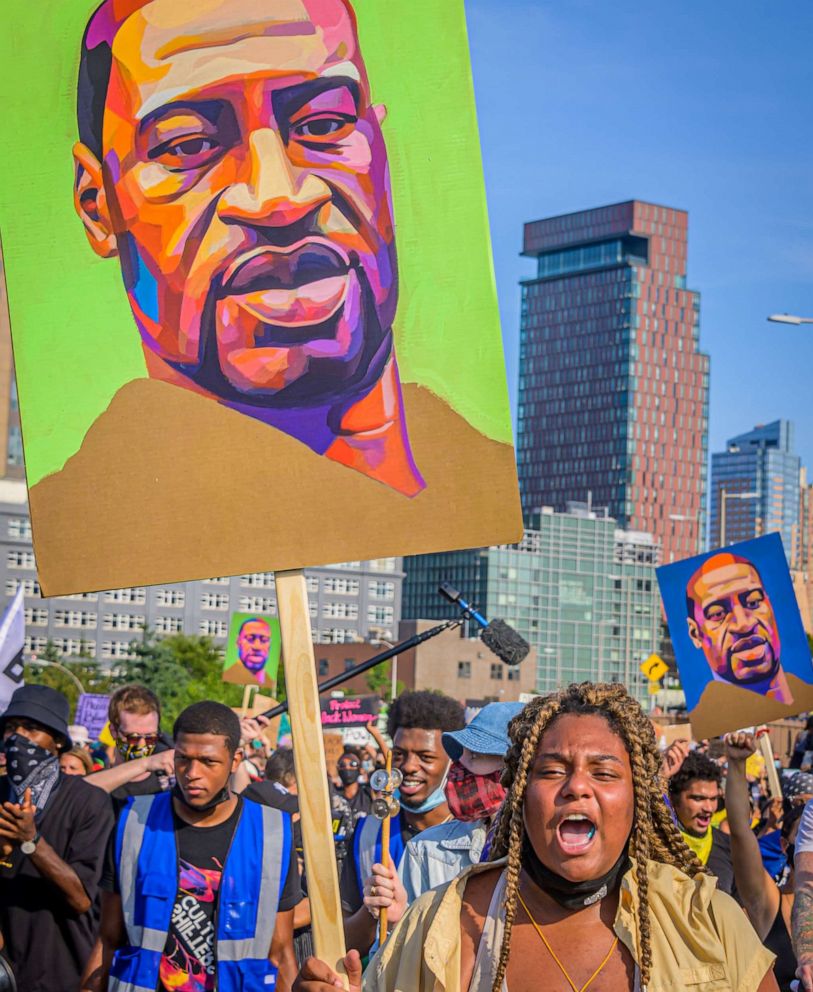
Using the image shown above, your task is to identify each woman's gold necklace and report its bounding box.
[516,889,619,992]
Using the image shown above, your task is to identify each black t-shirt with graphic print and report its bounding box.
[102,797,300,992]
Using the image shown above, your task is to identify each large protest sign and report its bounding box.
[223,612,281,688]
[657,533,813,739]
[74,692,110,740]
[320,694,380,728]
[0,0,521,597]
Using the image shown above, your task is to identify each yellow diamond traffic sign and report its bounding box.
[640,654,669,682]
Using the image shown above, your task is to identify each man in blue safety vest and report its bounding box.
[81,701,300,992]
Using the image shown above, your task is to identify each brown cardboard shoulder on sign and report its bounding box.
[30,380,521,595]
[689,673,813,740]
[323,732,344,780]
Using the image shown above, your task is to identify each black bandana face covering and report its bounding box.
[521,834,630,910]
[3,733,61,812]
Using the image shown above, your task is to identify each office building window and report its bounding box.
[7,550,35,569]
[156,589,185,607]
[457,661,472,679]
[323,601,358,620]
[367,605,394,625]
[318,659,329,676]
[490,663,503,680]
[199,619,228,637]
[323,576,359,595]
[7,425,23,466]
[7,518,32,540]
[155,615,184,634]
[200,593,229,610]
[103,613,145,631]
[368,580,395,599]
[6,578,40,596]
[239,596,276,613]
[53,610,97,629]
[242,573,275,588]
[104,588,146,604]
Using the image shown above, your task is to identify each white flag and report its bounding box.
[0,586,25,711]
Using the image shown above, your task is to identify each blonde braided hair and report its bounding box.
[488,682,704,992]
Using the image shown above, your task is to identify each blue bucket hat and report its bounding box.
[442,701,525,761]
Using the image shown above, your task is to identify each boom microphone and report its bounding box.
[438,581,530,666]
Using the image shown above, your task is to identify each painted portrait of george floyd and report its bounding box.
[657,532,813,739]
[223,612,281,687]
[0,0,521,595]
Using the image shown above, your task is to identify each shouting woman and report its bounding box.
[295,683,778,991]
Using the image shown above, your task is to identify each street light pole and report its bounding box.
[28,657,86,695]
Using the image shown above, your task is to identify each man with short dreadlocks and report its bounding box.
[293,683,779,992]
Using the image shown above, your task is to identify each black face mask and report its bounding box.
[172,783,231,813]
[338,767,361,786]
[521,834,630,910]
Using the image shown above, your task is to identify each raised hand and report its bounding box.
[723,731,756,763]
[660,738,690,779]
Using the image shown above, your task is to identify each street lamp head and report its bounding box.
[768,314,813,325]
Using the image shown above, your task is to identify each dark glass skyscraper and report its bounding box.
[517,201,709,563]
[709,420,800,553]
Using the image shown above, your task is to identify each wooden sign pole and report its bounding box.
[756,729,783,798]
[275,569,348,984]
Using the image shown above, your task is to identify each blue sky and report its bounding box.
[466,1,813,467]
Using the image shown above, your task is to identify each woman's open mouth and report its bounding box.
[556,813,597,855]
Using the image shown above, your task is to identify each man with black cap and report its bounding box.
[0,684,114,992]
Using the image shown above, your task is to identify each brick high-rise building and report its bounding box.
[517,200,709,563]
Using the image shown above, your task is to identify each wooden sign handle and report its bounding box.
[275,569,348,984]
[756,729,783,798]
[378,749,393,946]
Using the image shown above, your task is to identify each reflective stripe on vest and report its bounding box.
[354,811,406,896]
[112,793,288,992]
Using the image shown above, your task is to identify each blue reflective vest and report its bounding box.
[110,792,290,992]
[353,811,407,897]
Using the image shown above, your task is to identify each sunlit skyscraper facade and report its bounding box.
[517,200,709,563]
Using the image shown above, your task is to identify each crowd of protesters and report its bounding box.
[5,681,813,989]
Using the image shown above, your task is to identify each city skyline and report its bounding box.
[467,0,813,467]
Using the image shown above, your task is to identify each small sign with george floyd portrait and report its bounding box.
[222,612,281,688]
[657,532,813,739]
[0,0,521,596]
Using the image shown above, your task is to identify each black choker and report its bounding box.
[521,834,630,910]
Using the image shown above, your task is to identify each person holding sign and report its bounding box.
[667,750,735,894]
[295,684,779,992]
[341,690,463,956]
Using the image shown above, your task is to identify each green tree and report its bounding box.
[24,639,114,714]
[115,628,245,728]
[364,660,403,702]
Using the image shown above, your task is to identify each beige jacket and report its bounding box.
[363,857,775,992]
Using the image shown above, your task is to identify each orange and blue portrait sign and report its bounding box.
[657,532,813,738]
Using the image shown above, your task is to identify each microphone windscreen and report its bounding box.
[481,618,530,666]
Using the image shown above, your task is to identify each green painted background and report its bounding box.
[0,0,513,487]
